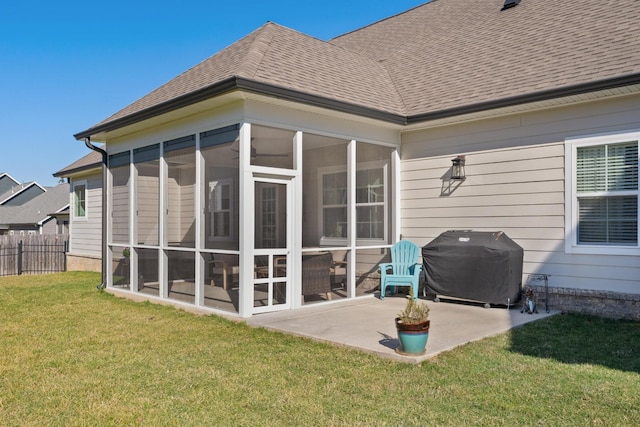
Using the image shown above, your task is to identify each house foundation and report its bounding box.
[67,254,102,273]
[531,285,640,321]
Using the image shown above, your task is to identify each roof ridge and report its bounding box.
[236,22,279,79]
[325,37,409,115]
[331,0,435,42]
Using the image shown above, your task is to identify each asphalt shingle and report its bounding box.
[332,0,640,115]
[80,0,640,135]
[0,183,69,226]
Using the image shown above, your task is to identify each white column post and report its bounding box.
[195,133,204,306]
[346,139,356,298]
[238,122,253,317]
[391,146,401,243]
[291,130,303,308]
[130,154,139,292]
[159,143,168,299]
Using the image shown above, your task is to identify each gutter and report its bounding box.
[53,163,102,178]
[407,73,640,124]
[74,73,640,140]
[83,137,108,290]
[73,76,407,140]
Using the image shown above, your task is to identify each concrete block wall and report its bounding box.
[67,254,102,273]
[531,285,640,321]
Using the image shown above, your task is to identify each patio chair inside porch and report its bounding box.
[378,240,422,300]
[208,255,239,290]
[302,252,333,302]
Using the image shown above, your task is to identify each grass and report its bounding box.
[1,272,639,426]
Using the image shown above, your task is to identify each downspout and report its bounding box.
[84,137,108,289]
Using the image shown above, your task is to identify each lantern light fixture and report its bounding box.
[451,155,466,181]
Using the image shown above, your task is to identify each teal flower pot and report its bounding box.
[395,318,430,355]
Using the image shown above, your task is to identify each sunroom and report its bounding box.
[107,116,400,317]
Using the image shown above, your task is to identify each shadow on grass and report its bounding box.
[509,313,640,374]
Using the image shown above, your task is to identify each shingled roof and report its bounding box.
[332,0,640,120]
[0,183,69,227]
[0,182,46,206]
[75,0,640,139]
[54,150,102,178]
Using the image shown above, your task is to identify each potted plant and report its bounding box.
[395,288,430,355]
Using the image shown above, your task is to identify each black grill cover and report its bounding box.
[422,231,523,306]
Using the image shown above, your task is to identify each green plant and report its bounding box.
[396,287,430,324]
[122,247,130,258]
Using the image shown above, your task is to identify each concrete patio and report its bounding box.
[246,295,559,364]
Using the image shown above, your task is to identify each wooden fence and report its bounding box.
[0,235,68,276]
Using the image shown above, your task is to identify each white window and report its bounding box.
[73,181,87,220]
[565,131,639,255]
[321,171,348,239]
[355,168,385,240]
[208,179,233,240]
[320,164,387,243]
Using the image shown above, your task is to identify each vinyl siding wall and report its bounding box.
[41,218,57,235]
[167,168,196,245]
[69,173,102,257]
[136,169,159,246]
[400,94,640,295]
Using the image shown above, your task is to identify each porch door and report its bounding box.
[252,178,291,313]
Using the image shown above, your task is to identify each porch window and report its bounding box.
[209,179,233,240]
[164,135,196,248]
[356,168,385,239]
[201,124,240,251]
[322,171,347,239]
[73,181,87,219]
[109,152,131,245]
[321,166,386,241]
[565,132,639,255]
[134,144,160,246]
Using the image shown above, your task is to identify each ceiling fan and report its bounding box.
[231,143,289,159]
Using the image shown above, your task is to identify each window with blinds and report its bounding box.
[576,141,638,245]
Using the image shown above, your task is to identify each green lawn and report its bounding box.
[1,272,639,426]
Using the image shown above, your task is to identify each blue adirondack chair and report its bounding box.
[378,240,423,300]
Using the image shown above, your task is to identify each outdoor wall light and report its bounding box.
[451,155,466,180]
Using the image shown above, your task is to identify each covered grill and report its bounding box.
[422,231,524,306]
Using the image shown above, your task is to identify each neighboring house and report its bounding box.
[48,207,70,236]
[0,183,70,235]
[0,181,46,206]
[0,173,20,196]
[72,0,640,319]
[53,150,103,272]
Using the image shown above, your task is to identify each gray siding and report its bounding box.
[69,173,102,257]
[0,176,18,195]
[111,166,130,244]
[400,94,640,295]
[41,218,57,235]
[136,170,159,245]
[2,185,44,206]
[166,169,196,245]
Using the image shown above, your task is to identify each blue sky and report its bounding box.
[1,1,426,187]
